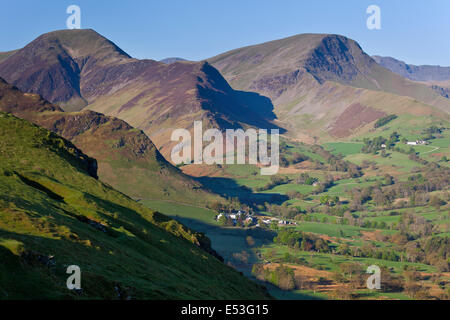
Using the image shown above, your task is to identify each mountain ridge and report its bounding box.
[208,33,450,142]
[372,55,450,82]
[0,29,282,158]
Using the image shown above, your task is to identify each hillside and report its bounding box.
[0,78,219,205]
[372,56,450,82]
[0,112,269,299]
[0,29,281,158]
[208,34,450,142]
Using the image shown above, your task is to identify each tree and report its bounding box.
[337,243,351,256]
[384,174,394,186]
[270,220,279,230]
[373,188,387,207]
[320,195,339,206]
[218,215,227,226]
[429,195,445,209]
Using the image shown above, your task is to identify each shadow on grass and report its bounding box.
[267,285,327,300]
[167,215,274,269]
[197,176,288,206]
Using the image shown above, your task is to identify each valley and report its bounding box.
[0,27,448,301]
[152,131,449,300]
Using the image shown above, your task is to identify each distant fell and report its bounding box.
[208,33,450,142]
[160,57,188,64]
[372,55,450,82]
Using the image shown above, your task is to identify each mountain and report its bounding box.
[0,50,18,63]
[0,30,131,111]
[0,29,281,159]
[372,56,450,99]
[208,34,450,141]
[0,78,219,205]
[160,57,188,64]
[372,55,450,82]
[0,112,269,299]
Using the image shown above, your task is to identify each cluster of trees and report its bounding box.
[296,173,318,185]
[422,125,444,141]
[386,168,449,201]
[332,264,405,295]
[319,195,340,206]
[408,152,429,165]
[320,205,348,217]
[328,157,362,177]
[348,186,377,211]
[286,190,305,200]
[331,263,444,299]
[251,264,296,290]
[374,114,398,128]
[273,229,332,253]
[336,243,401,262]
[361,132,400,154]
[277,141,311,168]
[311,146,362,177]
[264,202,304,219]
[362,136,387,154]
[401,236,449,270]
[282,144,363,178]
[396,211,433,239]
[362,136,386,154]
[311,175,335,194]
[255,175,290,192]
[361,220,388,229]
[280,152,310,167]
[346,168,449,211]
[207,198,250,213]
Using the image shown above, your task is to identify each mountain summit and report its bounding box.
[0,29,281,157]
[0,29,131,110]
[208,33,450,141]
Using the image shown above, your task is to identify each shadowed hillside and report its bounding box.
[0,78,220,205]
[0,112,270,299]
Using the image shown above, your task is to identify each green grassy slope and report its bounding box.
[0,112,269,299]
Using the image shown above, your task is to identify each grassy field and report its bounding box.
[324,142,363,156]
[260,245,437,274]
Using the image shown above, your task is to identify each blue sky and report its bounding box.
[1,0,449,66]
